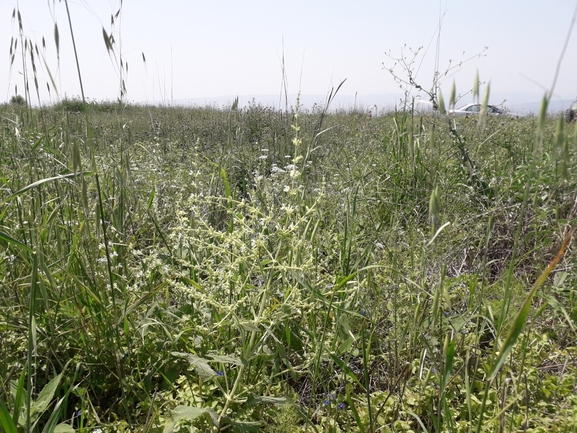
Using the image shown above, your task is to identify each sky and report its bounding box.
[1,0,577,110]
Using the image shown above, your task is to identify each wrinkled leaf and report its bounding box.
[209,354,244,366]
[172,352,217,381]
[163,406,207,433]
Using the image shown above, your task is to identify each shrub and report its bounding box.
[9,94,27,106]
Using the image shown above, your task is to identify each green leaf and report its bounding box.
[206,408,220,428]
[171,405,207,422]
[53,423,75,432]
[329,353,363,388]
[0,400,18,433]
[0,230,32,252]
[490,296,531,380]
[163,406,208,433]
[172,353,217,381]
[10,172,94,197]
[209,354,244,366]
[30,372,63,421]
[40,393,69,432]
[337,335,354,355]
[442,337,455,391]
[147,186,155,210]
[238,321,260,332]
[231,420,261,432]
[346,392,364,433]
[220,167,231,201]
[12,369,25,427]
[490,229,574,380]
[405,408,430,433]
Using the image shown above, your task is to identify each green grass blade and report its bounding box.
[220,166,232,202]
[147,185,156,211]
[0,230,32,251]
[345,392,364,433]
[12,368,26,428]
[329,353,363,388]
[442,337,455,391]
[490,229,574,380]
[0,401,18,433]
[10,172,94,197]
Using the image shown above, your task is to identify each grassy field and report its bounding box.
[1,99,576,432]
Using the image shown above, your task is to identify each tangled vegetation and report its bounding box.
[0,100,576,432]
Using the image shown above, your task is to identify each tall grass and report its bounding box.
[2,3,577,432]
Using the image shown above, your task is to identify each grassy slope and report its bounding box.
[0,102,576,432]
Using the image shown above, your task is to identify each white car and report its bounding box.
[448,103,525,118]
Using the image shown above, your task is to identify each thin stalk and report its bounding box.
[25,252,39,433]
[63,0,130,422]
[64,1,85,104]
[361,328,374,432]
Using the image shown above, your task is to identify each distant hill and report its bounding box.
[507,99,574,116]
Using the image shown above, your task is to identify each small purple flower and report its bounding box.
[324,399,331,406]
[216,370,224,376]
[338,402,346,410]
